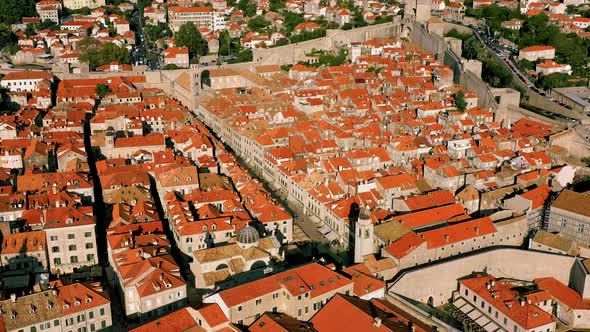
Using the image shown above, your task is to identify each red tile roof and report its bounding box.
[460,275,556,329]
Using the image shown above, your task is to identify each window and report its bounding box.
[464,289,468,296]
[272,306,277,313]
[68,245,76,251]
[90,324,96,332]
[256,299,262,305]
[84,232,92,237]
[495,311,498,319]
[53,320,59,326]
[237,306,242,312]
[89,311,94,319]
[51,246,60,253]
[100,308,105,316]
[101,321,106,328]
[50,235,58,241]
[53,258,61,265]
[85,243,93,249]
[503,317,507,325]
[87,254,94,262]
[68,234,75,239]
[70,256,78,263]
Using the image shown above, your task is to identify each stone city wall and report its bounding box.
[252,19,403,66]
[388,248,577,307]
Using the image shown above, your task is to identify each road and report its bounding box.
[131,10,160,70]
[447,20,584,123]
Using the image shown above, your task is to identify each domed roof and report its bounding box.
[237,225,259,245]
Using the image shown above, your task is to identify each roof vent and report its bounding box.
[373,317,382,328]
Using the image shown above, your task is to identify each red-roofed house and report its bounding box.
[504,184,551,229]
[164,47,190,68]
[204,262,354,325]
[458,274,556,332]
[519,46,556,61]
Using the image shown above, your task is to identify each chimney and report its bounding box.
[491,280,495,287]
[373,317,382,328]
[474,227,479,235]
[444,234,449,242]
[10,294,16,303]
[520,299,525,307]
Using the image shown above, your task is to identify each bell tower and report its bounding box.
[354,206,375,263]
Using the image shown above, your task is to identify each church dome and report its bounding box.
[237,225,260,249]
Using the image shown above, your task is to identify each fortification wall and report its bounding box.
[252,19,402,66]
[388,248,578,307]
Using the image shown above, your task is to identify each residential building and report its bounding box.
[0,230,48,274]
[0,71,54,92]
[44,206,98,274]
[62,0,106,10]
[502,18,524,30]
[455,274,557,332]
[536,60,572,76]
[548,190,590,245]
[131,305,239,331]
[204,262,354,325]
[36,0,62,24]
[164,47,190,68]
[111,248,187,319]
[0,282,112,332]
[168,6,217,32]
[518,46,556,61]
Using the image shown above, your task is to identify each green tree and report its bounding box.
[95,84,112,99]
[454,90,468,111]
[78,38,131,69]
[269,0,285,11]
[236,0,257,17]
[462,35,482,60]
[163,64,179,70]
[520,59,534,71]
[538,73,571,90]
[445,28,471,41]
[283,12,305,32]
[174,23,208,59]
[144,22,172,41]
[35,19,60,31]
[247,16,271,32]
[0,0,36,25]
[0,25,18,48]
[353,8,368,27]
[24,24,36,37]
[218,30,230,56]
